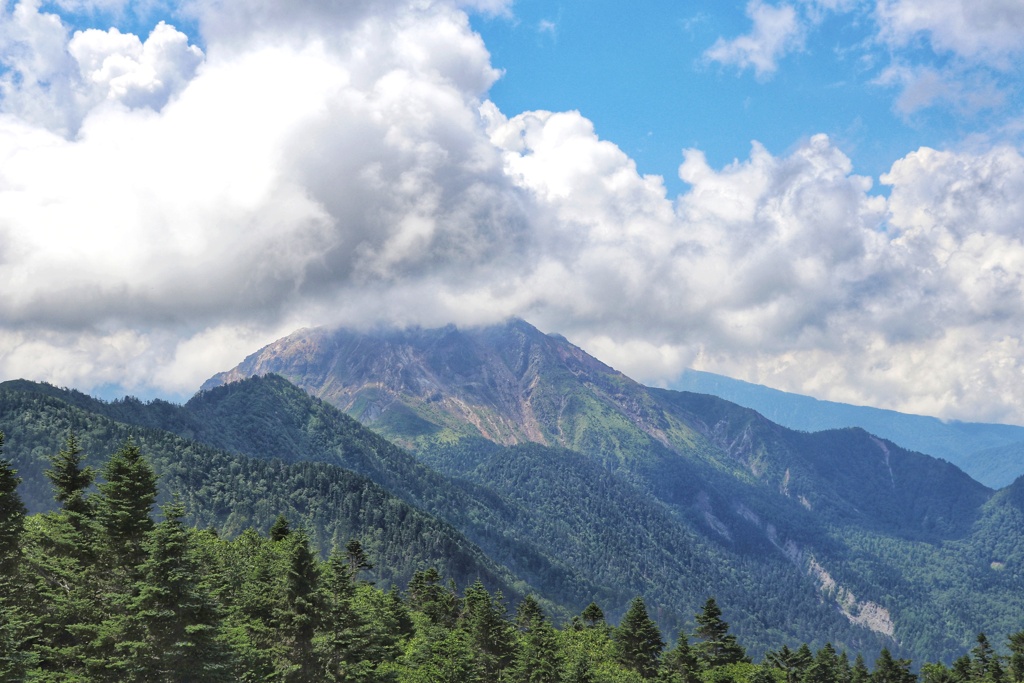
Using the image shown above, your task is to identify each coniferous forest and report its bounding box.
[3,431,1024,683]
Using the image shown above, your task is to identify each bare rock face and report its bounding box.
[203,318,675,454]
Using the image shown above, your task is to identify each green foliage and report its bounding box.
[1007,631,1024,683]
[9,440,1024,683]
[3,369,1024,669]
[693,598,747,669]
[582,603,607,629]
[269,514,291,541]
[615,597,664,679]
[0,430,30,681]
[0,433,25,577]
[662,632,701,683]
[120,501,233,682]
[460,580,515,680]
[513,617,563,683]
[95,439,157,570]
[767,645,813,683]
[871,649,916,683]
[45,431,93,521]
[0,383,523,598]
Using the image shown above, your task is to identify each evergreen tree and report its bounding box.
[223,528,289,679]
[269,514,291,541]
[315,546,375,682]
[460,580,515,680]
[973,634,995,682]
[838,651,853,683]
[692,597,747,668]
[805,643,841,683]
[660,631,700,683]
[0,433,30,681]
[953,655,973,683]
[96,439,157,570]
[1007,631,1024,683]
[615,596,664,679]
[872,648,915,683]
[344,539,373,581]
[18,511,107,678]
[0,600,33,683]
[121,501,233,682]
[513,594,543,631]
[280,531,321,682]
[580,602,605,629]
[0,434,25,578]
[408,568,459,629]
[768,645,812,683]
[921,663,956,683]
[749,665,779,683]
[414,628,477,683]
[46,431,94,524]
[851,653,871,683]
[510,597,561,683]
[566,657,596,683]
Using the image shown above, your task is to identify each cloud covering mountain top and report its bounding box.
[2,0,1024,424]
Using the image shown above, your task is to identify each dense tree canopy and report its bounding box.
[4,400,1024,682]
[3,438,1024,683]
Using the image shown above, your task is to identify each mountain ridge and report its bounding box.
[672,369,1024,488]
[198,318,1024,661]
[0,380,526,598]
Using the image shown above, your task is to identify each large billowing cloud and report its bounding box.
[490,111,1024,423]
[1,0,1024,424]
[0,0,527,393]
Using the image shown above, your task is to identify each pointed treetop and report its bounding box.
[581,602,605,628]
[344,538,373,580]
[46,431,94,515]
[269,514,290,541]
[692,596,747,667]
[614,596,664,678]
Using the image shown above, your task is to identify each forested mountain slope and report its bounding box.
[201,319,1024,662]
[0,377,893,656]
[0,383,525,598]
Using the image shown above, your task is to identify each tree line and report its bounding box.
[2,431,1024,682]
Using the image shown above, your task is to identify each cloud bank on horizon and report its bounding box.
[1,0,1024,424]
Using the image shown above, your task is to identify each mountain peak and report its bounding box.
[202,318,628,448]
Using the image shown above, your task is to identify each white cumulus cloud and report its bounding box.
[0,1,202,135]
[0,0,1024,426]
[704,0,805,78]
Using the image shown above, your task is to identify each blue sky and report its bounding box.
[472,0,1022,195]
[2,0,1024,424]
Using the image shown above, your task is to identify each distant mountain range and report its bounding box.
[1,317,1021,667]
[194,318,1024,662]
[672,370,1024,488]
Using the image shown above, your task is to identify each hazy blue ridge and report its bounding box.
[672,369,1024,488]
